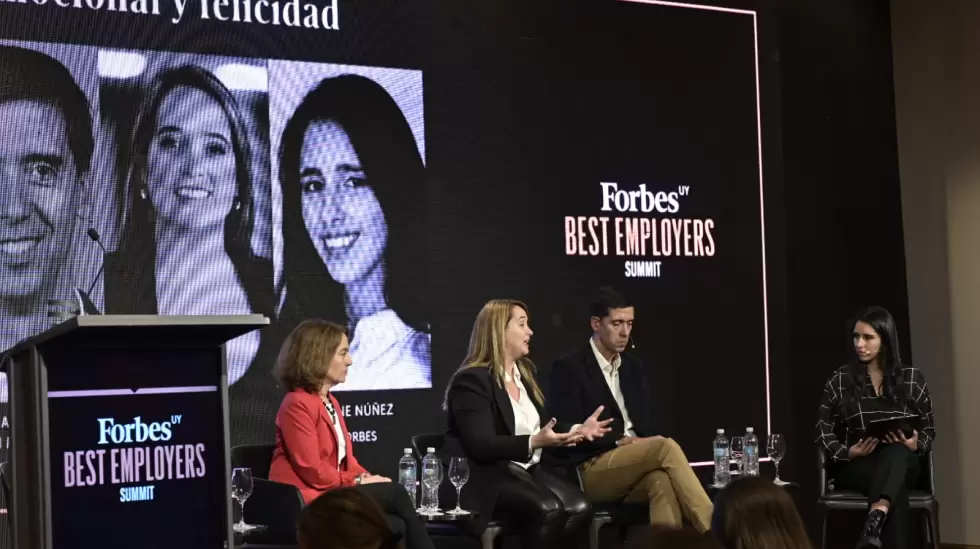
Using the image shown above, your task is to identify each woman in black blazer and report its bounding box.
[441,299,612,548]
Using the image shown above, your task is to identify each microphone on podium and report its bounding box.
[76,228,106,315]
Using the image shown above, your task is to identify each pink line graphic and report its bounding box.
[619,0,772,465]
[48,385,218,398]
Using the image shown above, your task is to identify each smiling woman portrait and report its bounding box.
[103,62,273,385]
[275,71,429,392]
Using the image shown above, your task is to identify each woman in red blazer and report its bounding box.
[268,319,434,549]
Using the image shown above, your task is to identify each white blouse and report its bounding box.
[323,397,347,468]
[504,367,542,468]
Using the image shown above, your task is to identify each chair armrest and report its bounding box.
[574,465,586,491]
[816,447,827,497]
[925,450,937,496]
[243,478,305,538]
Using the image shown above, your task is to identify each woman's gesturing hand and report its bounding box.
[531,418,583,449]
[571,406,615,441]
[847,437,879,459]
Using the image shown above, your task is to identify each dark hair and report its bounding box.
[848,306,906,402]
[297,487,405,549]
[278,74,427,333]
[711,477,813,549]
[115,65,263,309]
[589,286,632,319]
[272,319,348,393]
[0,45,93,173]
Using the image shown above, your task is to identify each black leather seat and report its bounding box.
[816,448,940,549]
[230,444,305,546]
[572,466,649,549]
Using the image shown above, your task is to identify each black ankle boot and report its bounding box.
[856,509,887,549]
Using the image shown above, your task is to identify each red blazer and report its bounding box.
[268,389,369,503]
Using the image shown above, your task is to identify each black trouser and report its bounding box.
[356,482,436,549]
[836,443,921,549]
[493,463,592,549]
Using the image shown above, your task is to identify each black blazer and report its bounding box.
[547,344,666,465]
[441,366,573,535]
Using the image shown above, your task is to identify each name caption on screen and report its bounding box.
[338,402,393,444]
[62,415,208,504]
[3,0,340,30]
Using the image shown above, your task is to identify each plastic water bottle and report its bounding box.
[398,448,417,507]
[420,447,442,513]
[743,427,760,476]
[713,429,731,487]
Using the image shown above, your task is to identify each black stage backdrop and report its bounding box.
[0,0,790,496]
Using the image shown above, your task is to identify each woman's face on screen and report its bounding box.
[299,119,388,286]
[853,321,882,364]
[146,85,237,229]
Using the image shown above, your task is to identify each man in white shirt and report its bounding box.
[547,287,713,532]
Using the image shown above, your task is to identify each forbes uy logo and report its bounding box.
[600,182,681,214]
[97,416,175,445]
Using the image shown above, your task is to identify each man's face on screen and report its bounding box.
[0,99,81,300]
[300,120,388,286]
[147,86,237,230]
[591,306,634,355]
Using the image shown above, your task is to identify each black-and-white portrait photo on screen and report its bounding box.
[97,50,275,386]
[0,40,101,403]
[269,62,429,392]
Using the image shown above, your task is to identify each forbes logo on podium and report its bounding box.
[97,417,175,445]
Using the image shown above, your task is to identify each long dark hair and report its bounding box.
[278,74,427,334]
[711,477,813,549]
[115,65,265,310]
[848,306,906,402]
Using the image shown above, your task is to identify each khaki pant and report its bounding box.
[579,437,713,532]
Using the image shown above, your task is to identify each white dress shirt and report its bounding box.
[504,367,543,468]
[590,338,637,437]
[323,397,347,468]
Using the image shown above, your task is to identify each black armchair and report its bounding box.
[0,461,11,531]
[572,466,649,549]
[816,448,940,549]
[231,444,305,546]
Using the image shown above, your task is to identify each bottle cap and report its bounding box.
[717,429,725,434]
[426,447,436,453]
[746,427,754,433]
[404,448,412,454]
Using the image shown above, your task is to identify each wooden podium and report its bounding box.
[1,314,269,549]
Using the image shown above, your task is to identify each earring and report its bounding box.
[139,187,148,200]
[233,197,241,211]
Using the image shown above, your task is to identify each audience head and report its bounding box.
[589,286,634,356]
[443,299,543,409]
[273,319,351,393]
[711,476,813,549]
[297,487,404,549]
[626,525,722,549]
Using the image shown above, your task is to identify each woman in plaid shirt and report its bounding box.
[815,306,935,549]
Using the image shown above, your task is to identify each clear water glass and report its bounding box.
[448,457,470,515]
[768,433,788,486]
[730,436,745,476]
[231,468,254,532]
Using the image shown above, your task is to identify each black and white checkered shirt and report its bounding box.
[815,364,935,462]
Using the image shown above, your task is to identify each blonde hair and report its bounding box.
[443,299,544,410]
[272,319,348,393]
